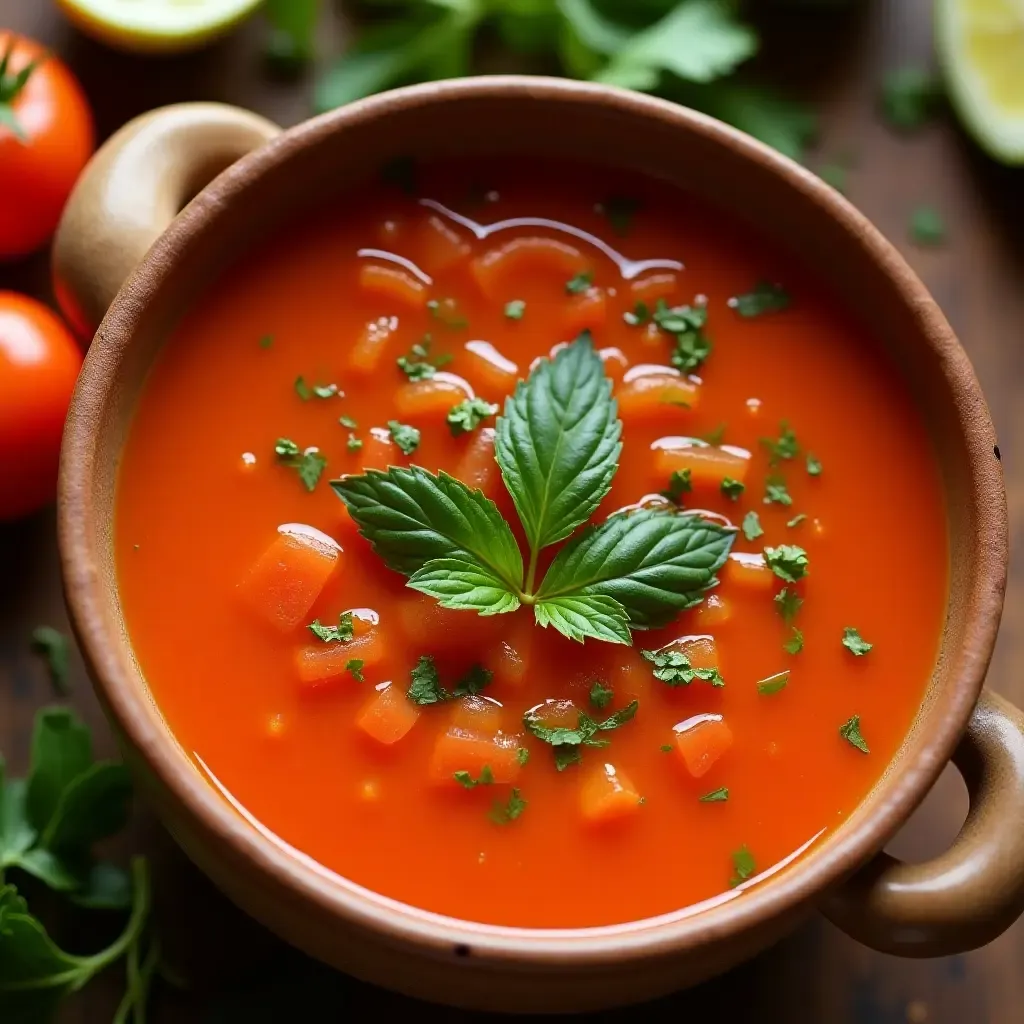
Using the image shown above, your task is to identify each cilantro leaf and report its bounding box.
[387,421,420,455]
[489,788,527,824]
[333,467,523,613]
[447,397,498,436]
[806,453,822,476]
[454,766,494,789]
[729,281,790,318]
[839,715,870,753]
[275,438,326,492]
[30,628,70,695]
[652,299,712,372]
[842,627,873,656]
[764,544,809,583]
[565,271,594,294]
[774,587,803,624]
[763,477,792,506]
[452,665,492,697]
[642,647,724,687]
[504,299,525,320]
[761,422,799,464]
[534,594,631,645]
[495,333,622,553]
[346,659,365,682]
[406,656,450,706]
[720,477,744,501]
[881,67,941,132]
[396,337,451,381]
[523,701,638,770]
[910,205,945,247]
[756,670,789,695]
[308,612,354,643]
[729,845,756,887]
[699,787,729,803]
[661,468,692,504]
[783,628,804,655]
[537,508,735,629]
[742,511,763,541]
[589,680,614,710]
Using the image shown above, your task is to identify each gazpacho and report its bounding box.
[115,159,948,929]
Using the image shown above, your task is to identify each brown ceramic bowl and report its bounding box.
[55,78,1024,1012]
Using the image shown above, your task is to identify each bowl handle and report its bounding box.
[53,102,281,338]
[822,688,1024,955]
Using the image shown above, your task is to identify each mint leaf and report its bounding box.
[308,612,354,643]
[589,681,614,710]
[387,420,420,455]
[764,544,809,583]
[537,509,735,629]
[842,627,873,656]
[406,655,449,706]
[839,715,869,753]
[447,397,498,436]
[410,557,521,615]
[729,281,790,318]
[333,466,523,597]
[742,511,763,541]
[495,333,622,552]
[534,594,631,645]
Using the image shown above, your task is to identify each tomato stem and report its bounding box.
[0,39,43,143]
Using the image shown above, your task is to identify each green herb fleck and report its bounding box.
[523,701,639,771]
[764,477,793,507]
[504,299,526,320]
[783,628,804,655]
[661,468,692,505]
[660,744,673,753]
[642,648,724,688]
[700,787,729,803]
[312,383,339,399]
[842,627,872,656]
[308,612,354,643]
[589,680,614,710]
[447,397,499,436]
[653,299,711,372]
[566,271,594,295]
[764,545,809,583]
[489,788,527,825]
[787,514,807,528]
[388,420,421,455]
[730,845,756,887]
[346,659,365,682]
[806,453,822,476]
[396,337,452,381]
[452,664,493,697]
[427,297,469,330]
[339,415,358,429]
[720,477,744,501]
[275,438,326,492]
[604,195,640,236]
[258,334,274,349]
[624,301,650,326]
[454,765,494,789]
[346,434,363,453]
[294,376,312,401]
[516,747,530,766]
[910,205,945,247]
[881,67,941,132]
[839,715,870,753]
[730,281,790,318]
[757,670,789,695]
[775,587,803,624]
[742,510,764,541]
[702,423,727,445]
[406,655,449,706]
[761,422,799,464]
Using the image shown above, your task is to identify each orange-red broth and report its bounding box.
[115,160,948,928]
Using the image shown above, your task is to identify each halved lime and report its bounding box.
[936,0,1024,164]
[56,0,264,54]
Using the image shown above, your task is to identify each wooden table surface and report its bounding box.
[2,0,1023,1020]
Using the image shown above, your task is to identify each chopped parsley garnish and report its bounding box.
[661,468,692,504]
[346,434,363,453]
[339,415,358,429]
[603,195,640,236]
[763,477,792,506]
[806,453,822,476]
[729,846,756,887]
[308,612,355,643]
[522,701,638,771]
[642,648,724,687]
[783,628,804,655]
[345,659,365,682]
[565,271,594,295]
[504,299,526,320]
[447,397,499,436]
[30,626,71,695]
[742,510,764,541]
[396,337,452,381]
[653,299,712,372]
[623,300,650,326]
[910,205,945,247]
[881,67,941,132]
[774,587,803,624]
[489,788,527,824]
[589,680,614,710]
[839,715,870,753]
[764,545,809,583]
[516,747,530,766]
[452,664,493,697]
[720,477,744,501]
[729,281,790,318]
[258,334,274,349]
[842,627,873,656]
[756,670,789,695]
[274,438,326,492]
[761,422,799,464]
[427,297,468,329]
[454,765,494,789]
[294,376,312,401]
[699,787,729,803]
[313,383,339,399]
[388,420,421,455]
[787,513,807,528]
[406,655,448,705]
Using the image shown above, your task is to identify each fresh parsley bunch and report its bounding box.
[333,334,735,645]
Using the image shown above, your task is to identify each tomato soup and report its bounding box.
[115,159,948,928]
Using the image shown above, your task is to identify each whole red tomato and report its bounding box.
[0,293,82,520]
[0,32,94,259]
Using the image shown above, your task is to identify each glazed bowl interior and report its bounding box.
[62,78,1003,964]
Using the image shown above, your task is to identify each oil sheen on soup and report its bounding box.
[115,159,948,929]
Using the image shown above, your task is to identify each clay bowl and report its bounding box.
[55,77,1024,1013]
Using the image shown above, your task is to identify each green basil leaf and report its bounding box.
[332,467,523,596]
[495,334,622,551]
[25,709,93,836]
[537,509,735,629]
[410,557,521,615]
[534,594,631,645]
[41,762,132,855]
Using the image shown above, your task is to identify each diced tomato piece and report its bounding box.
[580,763,641,824]
[598,347,629,382]
[349,316,397,375]
[429,726,522,785]
[295,629,385,687]
[725,552,774,592]
[471,236,589,301]
[618,370,700,422]
[394,372,473,420]
[489,615,534,690]
[398,594,503,650]
[238,526,341,631]
[563,287,607,336]
[461,340,518,396]
[456,426,499,499]
[356,427,394,473]
[450,695,505,734]
[418,215,471,275]
[696,593,732,626]
[652,438,751,489]
[358,263,427,309]
[629,273,679,306]
[674,714,733,778]
[357,682,420,745]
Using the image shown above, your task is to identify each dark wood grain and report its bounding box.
[2,0,1022,1020]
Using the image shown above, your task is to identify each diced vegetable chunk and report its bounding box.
[461,340,518,396]
[357,682,420,745]
[563,287,607,336]
[456,426,499,499]
[696,593,732,626]
[629,273,679,305]
[725,552,774,591]
[418,215,471,274]
[450,694,505,733]
[238,525,341,631]
[295,628,385,687]
[429,727,523,785]
[359,427,395,472]
[653,438,751,489]
[358,263,427,309]
[489,617,534,689]
[471,236,589,301]
[580,762,642,824]
[618,370,700,422]
[349,316,397,374]
[394,372,473,420]
[674,714,733,778]
[398,594,503,650]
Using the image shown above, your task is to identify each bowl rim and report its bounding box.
[58,75,1007,965]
